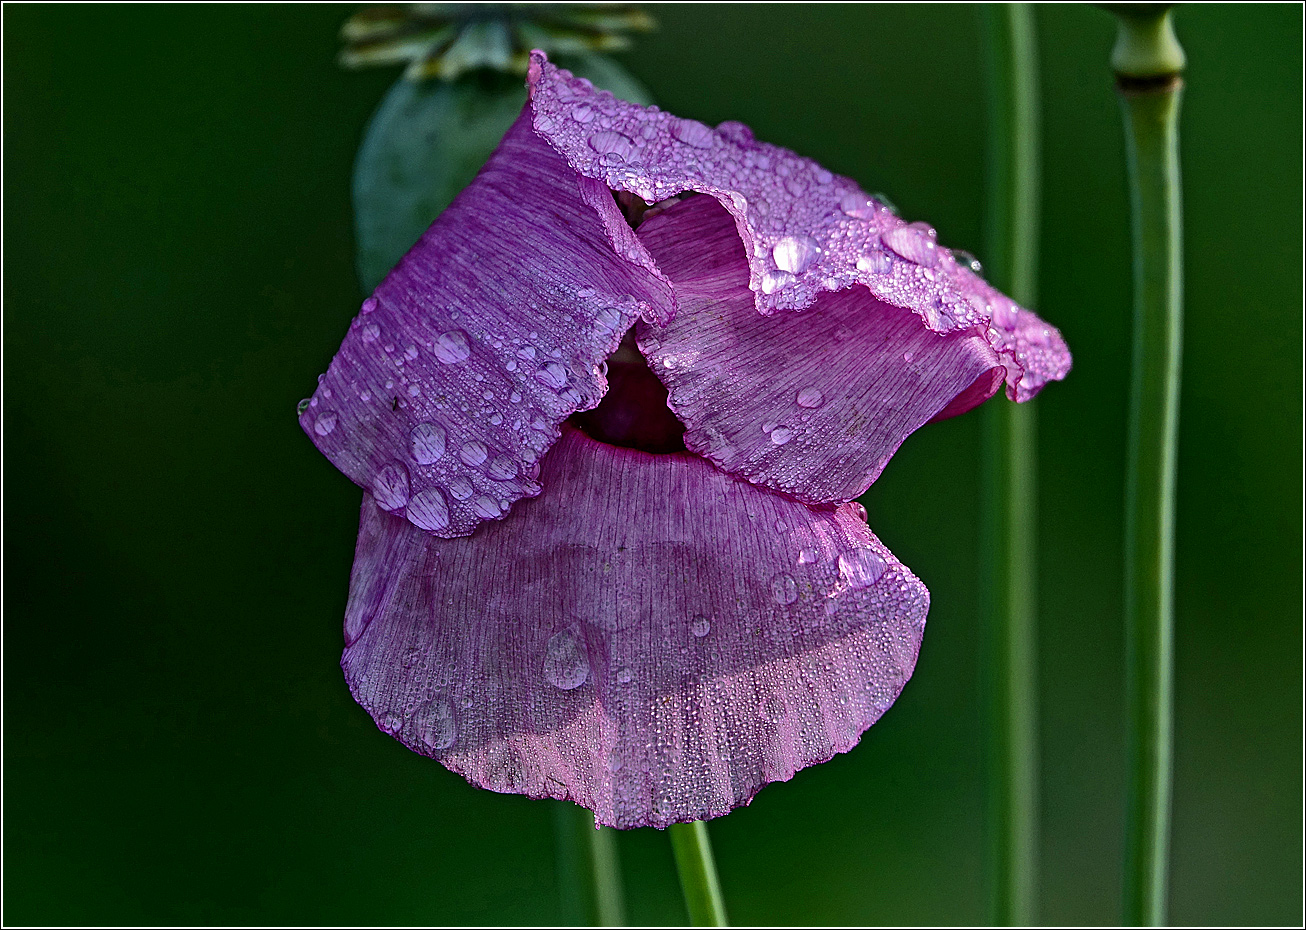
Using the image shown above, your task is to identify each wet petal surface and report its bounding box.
[637,196,1004,503]
[342,427,928,828]
[300,109,674,537]
[527,52,1070,399]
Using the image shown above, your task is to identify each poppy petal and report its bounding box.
[341,426,928,828]
[635,195,1004,504]
[526,51,1070,399]
[300,108,674,538]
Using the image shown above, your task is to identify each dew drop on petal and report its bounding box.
[378,711,403,734]
[770,426,794,445]
[839,548,887,589]
[690,615,711,638]
[406,488,450,531]
[361,323,381,343]
[772,235,821,274]
[543,629,589,690]
[536,362,568,390]
[296,398,311,415]
[409,422,446,464]
[314,411,337,436]
[672,118,715,149]
[852,502,868,522]
[840,192,879,219]
[487,455,518,480]
[992,298,1018,330]
[361,296,378,314]
[459,440,488,467]
[615,667,633,684]
[587,130,636,162]
[447,477,474,501]
[796,387,824,408]
[571,103,595,122]
[770,572,799,605]
[882,223,941,268]
[433,330,471,364]
[760,270,795,294]
[856,250,894,274]
[798,547,818,565]
[372,462,411,512]
[414,698,456,750]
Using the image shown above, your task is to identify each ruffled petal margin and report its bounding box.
[300,109,673,538]
[341,427,928,829]
[526,51,1070,401]
[636,195,1003,504]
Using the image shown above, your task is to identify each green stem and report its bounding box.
[980,4,1040,925]
[668,821,728,926]
[1110,6,1185,927]
[553,801,627,926]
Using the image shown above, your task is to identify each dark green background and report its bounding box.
[5,3,1300,925]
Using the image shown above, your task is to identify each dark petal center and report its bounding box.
[570,329,686,453]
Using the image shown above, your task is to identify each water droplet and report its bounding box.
[856,250,894,274]
[372,462,411,512]
[361,296,378,314]
[798,547,818,565]
[690,616,711,638]
[903,351,915,363]
[433,330,471,364]
[770,572,799,605]
[772,235,821,274]
[587,130,636,162]
[672,118,715,148]
[851,502,868,522]
[296,397,311,415]
[378,711,403,734]
[615,667,633,684]
[770,426,794,445]
[953,249,983,275]
[840,192,878,219]
[834,324,853,341]
[407,384,421,397]
[543,629,589,690]
[881,223,941,268]
[471,495,500,519]
[571,103,596,122]
[509,392,522,404]
[361,323,381,343]
[409,422,446,464]
[459,441,488,467]
[796,387,824,408]
[992,298,1018,330]
[761,270,795,294]
[403,345,420,361]
[758,696,785,722]
[594,305,622,332]
[447,477,474,501]
[839,548,887,589]
[406,488,450,531]
[487,455,518,480]
[414,698,456,750]
[715,120,754,144]
[313,411,337,436]
[536,362,568,390]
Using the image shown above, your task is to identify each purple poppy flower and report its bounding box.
[299,52,1070,829]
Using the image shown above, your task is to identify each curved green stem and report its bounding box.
[1110,6,1185,926]
[980,4,1041,925]
[669,821,728,926]
[554,802,627,926]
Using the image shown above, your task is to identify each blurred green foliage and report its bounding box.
[3,4,1300,925]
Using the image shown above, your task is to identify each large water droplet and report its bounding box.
[471,495,500,519]
[447,477,474,501]
[882,223,941,268]
[296,397,311,415]
[796,387,824,409]
[543,629,590,690]
[410,422,446,464]
[839,548,887,589]
[798,547,818,565]
[953,249,983,275]
[414,698,456,750]
[840,192,879,219]
[571,103,596,122]
[992,298,1018,330]
[378,711,403,734]
[851,501,868,522]
[361,296,379,314]
[361,323,381,343]
[433,330,471,364]
[772,235,821,274]
[615,666,633,684]
[690,615,711,638]
[536,362,568,390]
[761,270,795,294]
[372,463,411,511]
[459,440,488,467]
[672,118,715,148]
[770,572,799,605]
[406,488,450,531]
[770,426,794,445]
[587,130,636,162]
[856,250,894,274]
[314,411,337,436]
[487,455,518,481]
[594,305,623,332]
